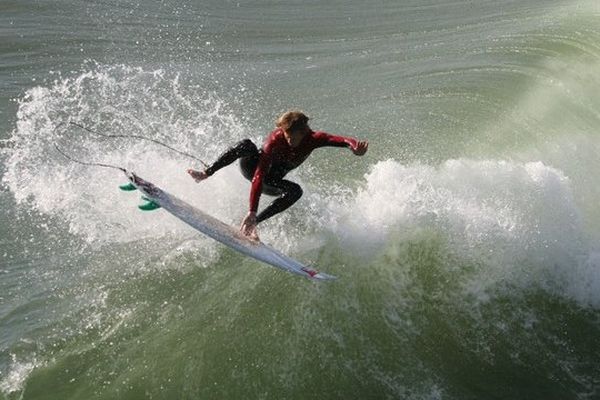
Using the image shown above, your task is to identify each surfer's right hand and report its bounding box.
[240,211,259,241]
[187,168,209,182]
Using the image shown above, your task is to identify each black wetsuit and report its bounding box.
[205,128,358,223]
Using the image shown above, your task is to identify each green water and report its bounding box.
[2,1,600,399]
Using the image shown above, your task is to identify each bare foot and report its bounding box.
[187,168,208,182]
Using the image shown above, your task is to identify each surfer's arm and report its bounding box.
[249,151,272,213]
[314,131,368,155]
[241,152,271,238]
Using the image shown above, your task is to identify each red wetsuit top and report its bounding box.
[249,128,358,212]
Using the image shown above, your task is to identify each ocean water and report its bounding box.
[2,0,600,398]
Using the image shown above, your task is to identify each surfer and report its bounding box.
[187,111,368,239]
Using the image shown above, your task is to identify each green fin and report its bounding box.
[119,182,137,191]
[138,200,161,211]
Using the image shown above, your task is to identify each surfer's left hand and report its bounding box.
[352,140,368,156]
[240,211,259,241]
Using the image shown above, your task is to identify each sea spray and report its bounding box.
[328,159,600,307]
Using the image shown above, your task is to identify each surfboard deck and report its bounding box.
[125,172,336,281]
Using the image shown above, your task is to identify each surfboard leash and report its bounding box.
[54,144,162,210]
[69,121,208,167]
[54,143,127,173]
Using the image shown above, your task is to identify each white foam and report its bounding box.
[328,159,600,307]
[0,354,41,395]
[2,64,251,247]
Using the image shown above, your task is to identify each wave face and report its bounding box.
[2,1,600,399]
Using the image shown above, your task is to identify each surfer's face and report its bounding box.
[283,127,309,147]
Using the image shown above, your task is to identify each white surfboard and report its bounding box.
[125,172,336,281]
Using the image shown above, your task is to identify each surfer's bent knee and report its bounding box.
[287,183,303,201]
[238,140,259,181]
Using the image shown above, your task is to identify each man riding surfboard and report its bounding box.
[187,110,368,240]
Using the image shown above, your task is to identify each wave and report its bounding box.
[326,159,600,308]
[3,64,600,311]
[3,2,600,397]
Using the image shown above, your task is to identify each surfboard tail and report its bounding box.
[312,272,337,281]
[302,267,337,281]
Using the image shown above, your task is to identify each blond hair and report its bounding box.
[276,110,310,132]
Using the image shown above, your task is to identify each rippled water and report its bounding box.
[2,1,600,399]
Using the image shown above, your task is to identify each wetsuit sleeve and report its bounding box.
[313,131,359,151]
[249,149,272,212]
